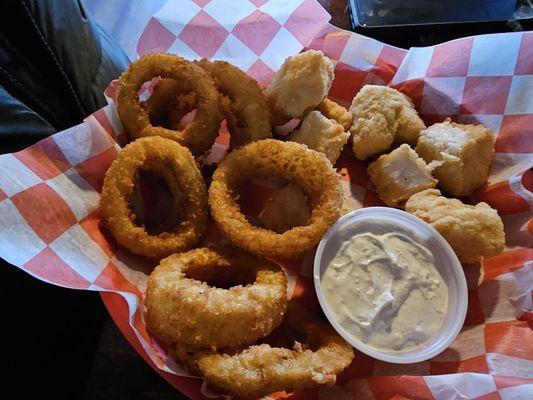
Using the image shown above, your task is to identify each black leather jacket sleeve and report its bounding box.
[0,0,129,153]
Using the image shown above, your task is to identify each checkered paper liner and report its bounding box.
[1,0,532,398]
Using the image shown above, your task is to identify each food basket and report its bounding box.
[0,0,531,398]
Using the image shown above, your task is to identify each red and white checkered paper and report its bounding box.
[1,1,532,398]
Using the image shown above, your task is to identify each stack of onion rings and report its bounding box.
[117,54,223,156]
[99,136,207,259]
[141,59,272,150]
[107,53,355,398]
[145,246,287,350]
[208,139,342,259]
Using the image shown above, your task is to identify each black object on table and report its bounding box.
[348,0,533,47]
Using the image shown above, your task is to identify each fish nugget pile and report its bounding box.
[99,49,506,398]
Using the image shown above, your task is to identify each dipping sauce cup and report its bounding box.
[314,207,468,364]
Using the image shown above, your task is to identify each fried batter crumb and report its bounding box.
[316,98,353,130]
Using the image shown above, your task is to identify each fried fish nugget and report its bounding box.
[288,110,349,164]
[265,50,334,125]
[415,118,495,197]
[406,189,505,263]
[368,144,438,208]
[259,182,311,233]
[349,85,425,160]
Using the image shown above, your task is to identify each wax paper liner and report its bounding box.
[0,1,532,399]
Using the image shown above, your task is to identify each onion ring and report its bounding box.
[117,53,223,156]
[208,139,342,259]
[145,246,287,350]
[196,301,354,398]
[195,59,272,149]
[144,79,196,130]
[99,136,207,259]
[142,60,271,150]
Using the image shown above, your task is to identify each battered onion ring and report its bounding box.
[145,246,287,350]
[144,79,196,130]
[99,136,207,259]
[117,53,223,156]
[196,301,354,398]
[208,139,342,259]
[196,59,272,149]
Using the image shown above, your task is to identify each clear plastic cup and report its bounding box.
[313,207,468,364]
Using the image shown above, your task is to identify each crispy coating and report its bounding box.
[196,59,272,149]
[144,79,196,130]
[99,137,207,259]
[259,182,311,233]
[416,118,495,197]
[406,189,505,263]
[368,144,438,208]
[117,53,223,156]
[349,85,426,160]
[289,110,350,164]
[316,98,353,130]
[196,301,354,398]
[209,139,342,259]
[265,50,334,125]
[145,246,287,350]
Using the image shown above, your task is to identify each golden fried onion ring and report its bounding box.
[208,139,342,259]
[117,54,223,156]
[145,246,287,350]
[196,59,272,149]
[144,79,196,130]
[144,60,272,149]
[196,301,354,398]
[99,136,207,259]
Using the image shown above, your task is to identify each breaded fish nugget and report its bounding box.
[265,50,334,125]
[349,85,425,160]
[368,144,438,208]
[406,189,505,263]
[416,118,495,197]
[259,182,311,233]
[289,110,349,164]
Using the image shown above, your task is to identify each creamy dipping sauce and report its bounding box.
[321,219,449,352]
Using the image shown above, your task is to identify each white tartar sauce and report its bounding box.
[321,219,449,352]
